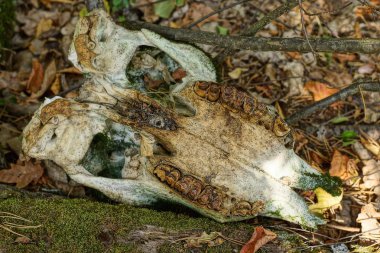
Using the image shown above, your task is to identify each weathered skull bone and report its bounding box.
[22,10,340,227]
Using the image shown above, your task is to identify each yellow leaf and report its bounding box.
[228,68,247,79]
[309,187,343,214]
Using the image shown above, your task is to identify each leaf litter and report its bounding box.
[1,0,380,251]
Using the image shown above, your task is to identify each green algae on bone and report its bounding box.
[80,123,140,178]
[298,173,342,196]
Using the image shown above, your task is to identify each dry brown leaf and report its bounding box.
[27,59,44,94]
[357,203,380,240]
[354,6,377,21]
[304,81,339,102]
[50,74,61,95]
[135,0,159,23]
[286,52,302,59]
[333,53,357,64]
[31,60,57,98]
[329,150,358,182]
[35,18,53,38]
[182,3,218,28]
[240,226,276,253]
[0,161,44,188]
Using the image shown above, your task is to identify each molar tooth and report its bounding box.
[207,84,221,102]
[153,164,171,182]
[232,201,252,216]
[187,178,204,200]
[198,186,224,211]
[220,86,235,107]
[166,169,181,187]
[197,185,213,205]
[232,90,245,110]
[153,164,182,187]
[209,189,223,211]
[194,82,209,98]
[250,201,265,216]
[174,175,194,195]
[243,96,256,115]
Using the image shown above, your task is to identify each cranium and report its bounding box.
[22,10,341,228]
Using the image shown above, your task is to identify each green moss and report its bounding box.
[0,197,318,252]
[0,198,243,252]
[299,173,342,196]
[0,0,15,53]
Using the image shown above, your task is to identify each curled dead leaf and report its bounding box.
[0,161,44,188]
[329,150,358,184]
[27,59,44,94]
[309,187,343,214]
[31,60,57,98]
[240,226,276,253]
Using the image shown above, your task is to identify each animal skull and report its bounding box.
[22,10,341,227]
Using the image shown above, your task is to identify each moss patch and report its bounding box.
[0,196,318,252]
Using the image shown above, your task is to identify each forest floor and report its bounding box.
[0,0,380,252]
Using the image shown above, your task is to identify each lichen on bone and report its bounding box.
[22,9,342,228]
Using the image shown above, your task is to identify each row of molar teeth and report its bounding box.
[153,163,264,215]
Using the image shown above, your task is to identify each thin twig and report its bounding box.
[186,0,251,29]
[56,83,83,97]
[298,0,316,58]
[243,0,300,36]
[285,81,380,124]
[325,224,361,232]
